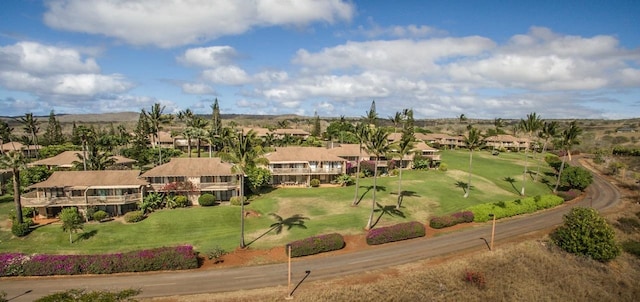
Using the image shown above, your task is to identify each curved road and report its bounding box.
[1,162,621,301]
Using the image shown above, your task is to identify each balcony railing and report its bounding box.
[21,195,141,207]
[200,182,238,191]
[270,167,343,174]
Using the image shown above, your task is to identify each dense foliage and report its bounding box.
[287,233,345,257]
[0,245,198,276]
[612,146,640,156]
[246,167,272,194]
[229,196,247,206]
[429,211,474,229]
[11,222,31,237]
[467,195,564,222]
[123,211,145,223]
[551,207,621,262]
[559,166,593,191]
[366,221,425,245]
[198,193,216,206]
[92,210,109,222]
[34,288,141,302]
[310,178,321,187]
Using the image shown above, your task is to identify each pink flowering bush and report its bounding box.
[429,211,474,229]
[366,221,425,245]
[0,245,198,277]
[287,233,345,257]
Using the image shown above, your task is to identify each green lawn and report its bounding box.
[0,149,557,254]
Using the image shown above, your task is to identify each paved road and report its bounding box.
[1,163,621,301]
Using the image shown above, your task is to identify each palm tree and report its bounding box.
[219,129,268,248]
[17,113,40,158]
[143,103,170,165]
[390,133,414,209]
[554,121,582,193]
[190,117,209,158]
[351,122,369,206]
[534,121,559,181]
[364,127,391,230]
[0,151,27,224]
[75,125,94,171]
[519,112,542,196]
[463,126,483,198]
[388,112,402,133]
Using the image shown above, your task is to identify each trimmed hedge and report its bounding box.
[310,179,320,187]
[366,221,426,245]
[287,233,345,257]
[198,193,216,206]
[429,211,474,229]
[230,196,247,206]
[466,194,564,222]
[0,245,198,277]
[123,210,145,223]
[11,222,31,237]
[92,210,108,222]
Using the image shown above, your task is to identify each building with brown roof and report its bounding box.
[140,157,241,204]
[263,146,346,186]
[484,134,529,151]
[28,151,136,170]
[21,170,148,218]
[0,141,42,158]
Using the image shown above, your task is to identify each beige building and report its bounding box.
[263,146,346,186]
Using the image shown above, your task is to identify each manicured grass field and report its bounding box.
[0,150,556,254]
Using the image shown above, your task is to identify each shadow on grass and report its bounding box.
[354,185,387,206]
[371,202,405,228]
[503,177,519,194]
[76,229,98,242]
[245,213,309,247]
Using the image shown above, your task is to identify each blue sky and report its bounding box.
[1,0,639,119]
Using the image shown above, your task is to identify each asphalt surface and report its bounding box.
[0,162,621,301]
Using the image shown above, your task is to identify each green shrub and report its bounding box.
[310,178,320,187]
[287,233,345,257]
[551,207,621,262]
[92,210,108,222]
[336,174,354,186]
[366,221,425,245]
[11,222,31,237]
[123,210,145,223]
[622,240,640,258]
[34,289,141,302]
[198,193,216,206]
[174,195,190,208]
[229,196,247,206]
[207,246,227,263]
[467,195,563,222]
[429,211,474,229]
[438,163,448,172]
[560,166,593,191]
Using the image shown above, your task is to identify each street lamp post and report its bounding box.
[286,244,292,300]
[489,213,496,251]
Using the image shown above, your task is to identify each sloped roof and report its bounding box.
[29,151,136,168]
[326,144,372,158]
[412,142,439,152]
[484,134,528,143]
[264,147,347,162]
[140,157,238,177]
[0,142,42,152]
[273,128,310,136]
[29,170,147,189]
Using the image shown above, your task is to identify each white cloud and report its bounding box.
[182,83,216,95]
[178,46,238,68]
[44,0,355,48]
[202,66,251,85]
[0,42,99,75]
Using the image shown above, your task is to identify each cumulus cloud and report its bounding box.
[178,46,238,68]
[182,83,216,95]
[202,65,251,85]
[44,0,355,48]
[0,42,132,98]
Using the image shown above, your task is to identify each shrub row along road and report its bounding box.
[2,160,621,301]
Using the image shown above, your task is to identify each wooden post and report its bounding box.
[490,214,496,251]
[286,244,292,300]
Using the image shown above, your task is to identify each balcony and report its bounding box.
[21,194,140,207]
[200,182,238,191]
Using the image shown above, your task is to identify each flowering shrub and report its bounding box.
[429,211,474,229]
[463,270,486,289]
[287,233,345,257]
[366,221,425,245]
[556,189,582,201]
[0,245,198,277]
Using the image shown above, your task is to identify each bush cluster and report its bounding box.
[11,222,31,237]
[287,233,345,257]
[366,221,425,245]
[34,289,141,302]
[0,245,198,277]
[466,195,564,222]
[92,210,108,222]
[556,189,582,201]
[198,193,216,206]
[429,211,474,229]
[310,178,321,187]
[123,210,145,223]
[229,196,247,206]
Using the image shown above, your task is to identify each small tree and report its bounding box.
[60,207,84,244]
[560,166,593,191]
[551,207,620,262]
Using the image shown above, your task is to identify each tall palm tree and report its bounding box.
[143,103,170,165]
[554,121,582,193]
[388,111,402,133]
[17,113,40,158]
[519,112,542,196]
[364,127,391,230]
[190,117,209,158]
[0,151,27,224]
[534,121,559,181]
[75,125,94,171]
[390,132,414,209]
[463,126,483,198]
[219,129,268,248]
[351,122,369,206]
